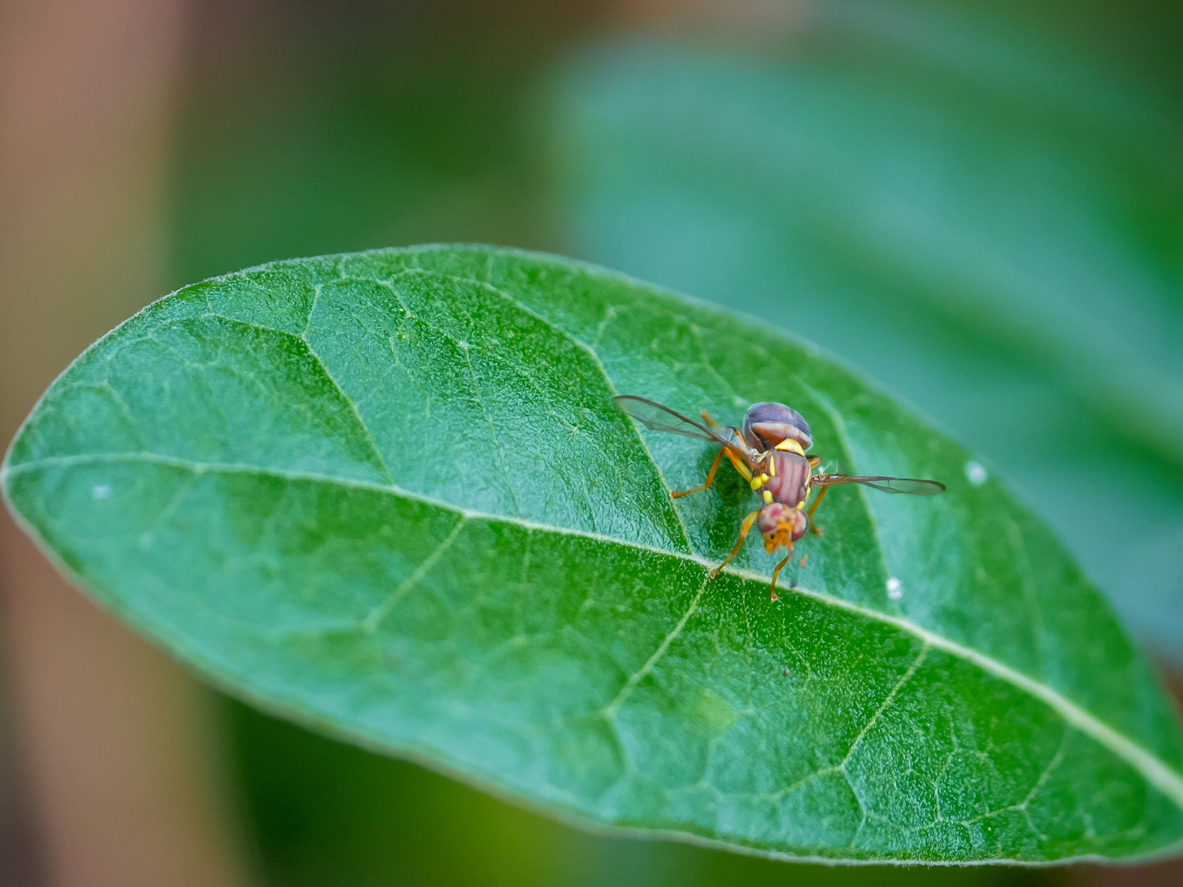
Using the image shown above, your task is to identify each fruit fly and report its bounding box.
[614,395,946,600]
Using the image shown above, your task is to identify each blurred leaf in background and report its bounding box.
[169,0,584,284]
[546,0,1183,663]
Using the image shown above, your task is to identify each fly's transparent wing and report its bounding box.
[811,474,947,495]
[810,456,851,474]
[614,395,759,468]
[614,396,717,442]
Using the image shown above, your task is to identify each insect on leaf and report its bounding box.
[3,245,1182,865]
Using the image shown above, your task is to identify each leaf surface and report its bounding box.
[4,245,1182,863]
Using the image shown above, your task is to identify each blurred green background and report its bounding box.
[2,0,1180,883]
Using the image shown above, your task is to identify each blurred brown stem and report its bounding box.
[0,0,253,884]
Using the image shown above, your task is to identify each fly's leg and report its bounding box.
[770,551,794,601]
[806,484,829,535]
[722,446,753,482]
[709,509,760,578]
[670,448,725,499]
[700,410,722,429]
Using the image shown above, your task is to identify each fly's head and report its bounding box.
[757,502,808,553]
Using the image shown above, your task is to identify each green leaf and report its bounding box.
[3,245,1182,864]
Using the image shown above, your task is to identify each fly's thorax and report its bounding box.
[756,502,808,553]
[750,451,811,508]
[742,401,813,452]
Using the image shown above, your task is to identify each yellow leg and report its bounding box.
[671,448,725,499]
[709,510,760,578]
[721,446,752,482]
[770,552,793,601]
[701,412,758,474]
[806,484,829,535]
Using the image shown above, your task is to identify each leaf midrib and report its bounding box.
[6,447,1183,811]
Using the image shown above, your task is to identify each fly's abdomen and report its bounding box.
[764,452,810,507]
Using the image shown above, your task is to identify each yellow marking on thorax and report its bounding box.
[750,473,770,491]
[775,439,805,456]
[768,455,776,476]
[762,490,773,504]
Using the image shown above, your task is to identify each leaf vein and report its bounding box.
[379,268,697,552]
[603,576,709,720]
[841,644,930,768]
[362,515,469,631]
[195,312,395,485]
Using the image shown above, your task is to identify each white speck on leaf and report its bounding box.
[91,484,112,500]
[965,461,988,486]
[887,577,903,600]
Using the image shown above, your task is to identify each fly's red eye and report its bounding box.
[790,510,808,542]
